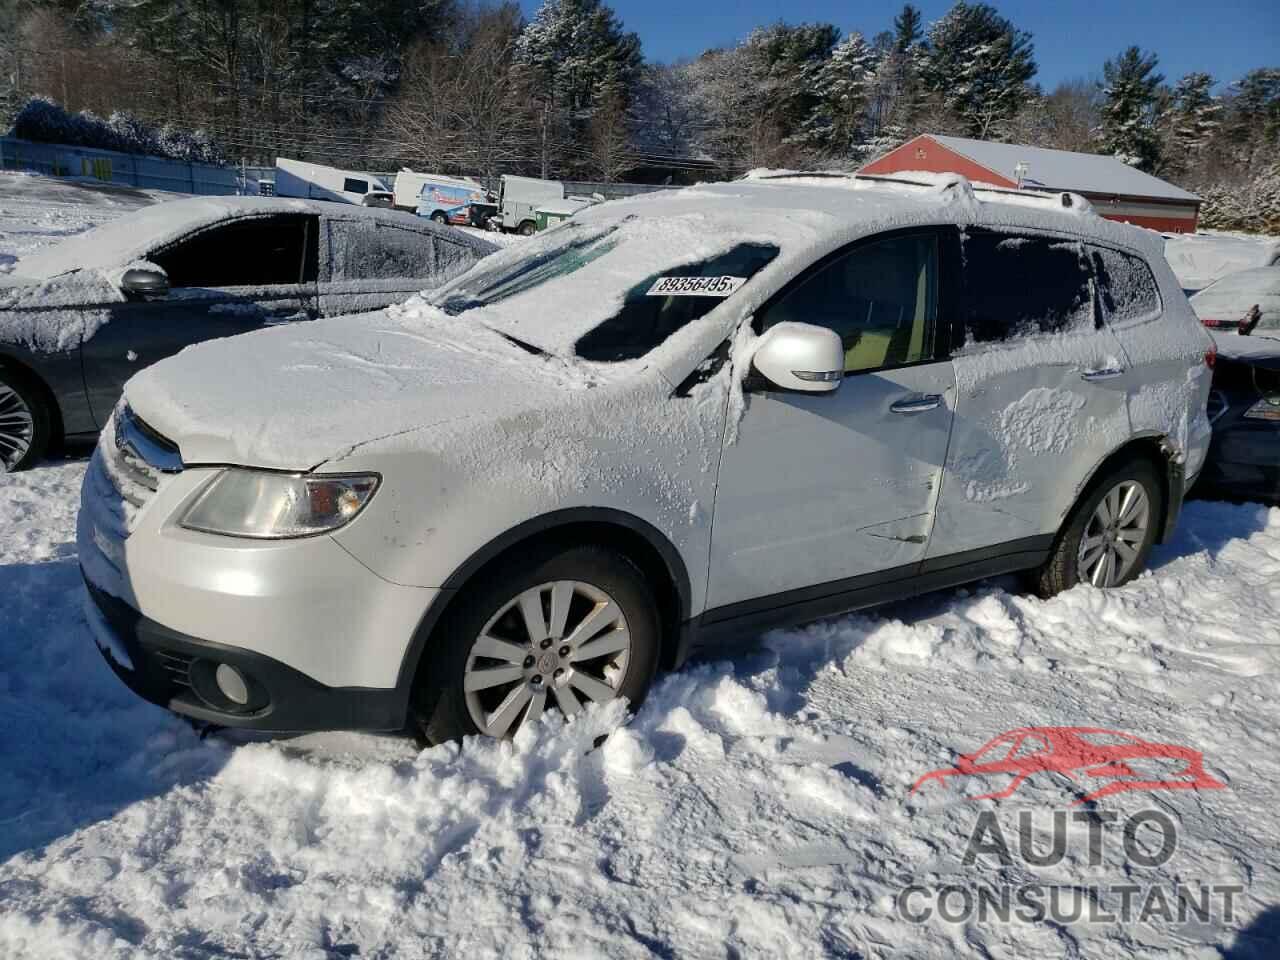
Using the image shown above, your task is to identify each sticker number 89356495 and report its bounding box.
[646,275,746,297]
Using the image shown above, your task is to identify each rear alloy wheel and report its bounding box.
[0,370,50,473]
[1076,480,1150,587]
[1030,456,1163,598]
[416,545,661,744]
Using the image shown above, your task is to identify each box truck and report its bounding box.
[274,158,393,206]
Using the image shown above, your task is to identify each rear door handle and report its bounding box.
[890,394,943,414]
[1081,367,1125,382]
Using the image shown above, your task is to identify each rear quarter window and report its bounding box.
[1090,246,1162,324]
[960,230,1095,344]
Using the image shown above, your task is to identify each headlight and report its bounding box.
[179,470,380,539]
[1243,396,1280,422]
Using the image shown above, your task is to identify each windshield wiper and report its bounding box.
[492,328,547,357]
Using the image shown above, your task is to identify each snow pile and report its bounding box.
[2,462,1278,957]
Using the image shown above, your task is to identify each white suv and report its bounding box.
[78,174,1215,742]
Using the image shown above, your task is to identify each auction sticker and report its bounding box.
[646,276,746,297]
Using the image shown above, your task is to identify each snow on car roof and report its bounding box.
[429,172,1161,362]
[9,195,492,281]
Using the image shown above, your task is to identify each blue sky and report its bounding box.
[520,0,1278,90]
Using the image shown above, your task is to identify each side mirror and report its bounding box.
[750,322,844,393]
[121,268,169,300]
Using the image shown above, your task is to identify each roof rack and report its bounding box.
[750,170,1088,210]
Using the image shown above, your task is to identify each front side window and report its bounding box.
[961,231,1095,344]
[343,177,369,195]
[1089,245,1162,325]
[152,214,318,288]
[759,233,938,374]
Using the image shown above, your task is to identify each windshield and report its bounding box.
[431,218,780,362]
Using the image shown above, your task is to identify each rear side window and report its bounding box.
[1089,246,1162,324]
[329,221,440,281]
[343,178,369,195]
[759,233,938,373]
[152,214,318,287]
[960,231,1094,343]
[576,243,779,362]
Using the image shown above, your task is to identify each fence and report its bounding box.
[0,139,690,203]
[0,136,242,195]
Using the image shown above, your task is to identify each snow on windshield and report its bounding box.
[428,214,785,360]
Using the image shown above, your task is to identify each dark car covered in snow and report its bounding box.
[0,196,496,471]
[1190,268,1280,502]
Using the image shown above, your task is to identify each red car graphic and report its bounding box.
[909,727,1226,805]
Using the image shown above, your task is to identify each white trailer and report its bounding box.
[274,158,392,206]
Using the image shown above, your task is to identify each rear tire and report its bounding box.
[414,544,661,745]
[517,220,536,237]
[1031,456,1164,598]
[430,210,448,224]
[0,366,51,472]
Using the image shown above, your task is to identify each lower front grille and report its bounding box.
[154,650,195,688]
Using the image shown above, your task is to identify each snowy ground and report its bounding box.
[2,174,1279,958]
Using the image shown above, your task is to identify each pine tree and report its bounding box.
[1099,46,1164,170]
[919,2,1036,139]
[794,31,876,155]
[513,0,643,177]
[1159,72,1221,177]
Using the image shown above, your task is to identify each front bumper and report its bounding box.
[85,579,408,731]
[77,433,441,731]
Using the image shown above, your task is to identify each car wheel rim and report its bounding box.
[463,580,632,738]
[1077,480,1150,588]
[0,383,34,472]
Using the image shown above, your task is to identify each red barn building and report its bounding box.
[860,134,1201,233]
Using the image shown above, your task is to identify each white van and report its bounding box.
[274,158,392,207]
[496,175,568,235]
[393,170,487,214]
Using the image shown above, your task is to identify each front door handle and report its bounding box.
[890,394,943,414]
[1081,367,1125,382]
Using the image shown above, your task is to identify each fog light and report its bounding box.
[215,663,250,705]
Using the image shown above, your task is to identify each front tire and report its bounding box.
[0,367,51,472]
[414,544,661,745]
[1031,456,1164,598]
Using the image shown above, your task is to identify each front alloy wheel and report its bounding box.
[415,544,661,745]
[464,580,632,738]
[1076,480,1150,587]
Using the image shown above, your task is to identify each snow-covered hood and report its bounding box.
[124,306,602,470]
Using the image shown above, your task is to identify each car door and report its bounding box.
[706,228,958,613]
[925,228,1132,560]
[319,218,476,317]
[82,213,319,426]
